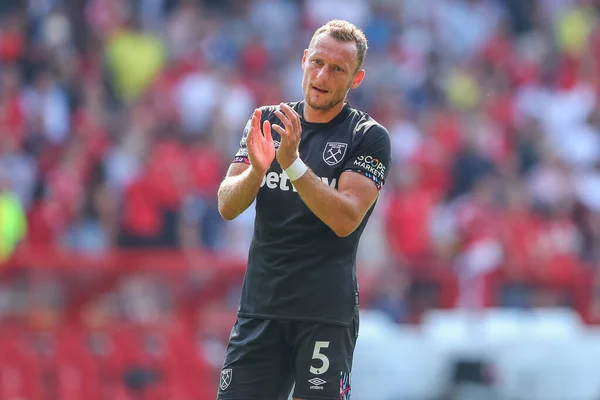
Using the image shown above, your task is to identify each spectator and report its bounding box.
[0,172,26,261]
[0,0,598,324]
[385,163,438,264]
[369,264,410,324]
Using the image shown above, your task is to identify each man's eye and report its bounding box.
[334,66,343,72]
[313,59,323,65]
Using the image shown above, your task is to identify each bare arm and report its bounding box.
[217,163,263,220]
[292,169,379,237]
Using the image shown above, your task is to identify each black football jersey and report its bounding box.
[231,101,391,326]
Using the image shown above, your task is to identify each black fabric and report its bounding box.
[218,314,359,400]
[232,101,392,326]
[217,317,295,400]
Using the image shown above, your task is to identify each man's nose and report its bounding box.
[316,66,328,80]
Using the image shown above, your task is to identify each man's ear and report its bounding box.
[350,69,365,89]
[301,49,308,71]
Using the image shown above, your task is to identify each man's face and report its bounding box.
[301,34,364,112]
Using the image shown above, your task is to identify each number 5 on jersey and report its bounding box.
[309,341,330,375]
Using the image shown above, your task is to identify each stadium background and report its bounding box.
[1,0,600,398]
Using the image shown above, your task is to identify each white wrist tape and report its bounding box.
[285,158,308,181]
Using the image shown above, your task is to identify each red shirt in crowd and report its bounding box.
[386,185,437,261]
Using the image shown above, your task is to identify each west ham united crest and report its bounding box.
[220,368,232,391]
[323,142,348,166]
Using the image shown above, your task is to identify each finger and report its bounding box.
[274,109,291,127]
[246,129,254,150]
[263,120,273,143]
[292,108,302,135]
[249,113,257,136]
[280,103,301,139]
[247,114,257,146]
[272,124,287,139]
[251,109,261,133]
[280,103,297,123]
[280,103,298,120]
[274,109,294,134]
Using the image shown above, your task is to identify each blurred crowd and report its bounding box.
[3,1,600,396]
[2,0,600,319]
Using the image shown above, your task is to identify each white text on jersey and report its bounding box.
[260,171,337,192]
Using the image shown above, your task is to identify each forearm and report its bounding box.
[292,169,363,237]
[217,165,263,220]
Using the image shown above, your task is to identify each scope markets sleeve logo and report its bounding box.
[353,155,386,179]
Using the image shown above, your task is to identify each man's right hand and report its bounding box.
[247,109,275,176]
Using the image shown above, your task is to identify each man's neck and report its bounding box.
[303,101,346,123]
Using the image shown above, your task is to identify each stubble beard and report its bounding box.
[302,77,350,112]
[305,93,344,112]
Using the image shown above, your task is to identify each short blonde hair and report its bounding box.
[308,19,368,71]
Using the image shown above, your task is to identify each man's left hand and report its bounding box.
[273,103,302,169]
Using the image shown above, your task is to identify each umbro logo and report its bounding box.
[309,377,326,385]
[323,142,347,166]
[309,377,326,390]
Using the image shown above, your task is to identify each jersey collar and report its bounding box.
[297,101,351,126]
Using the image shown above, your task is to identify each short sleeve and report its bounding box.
[342,125,392,190]
[232,117,252,164]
